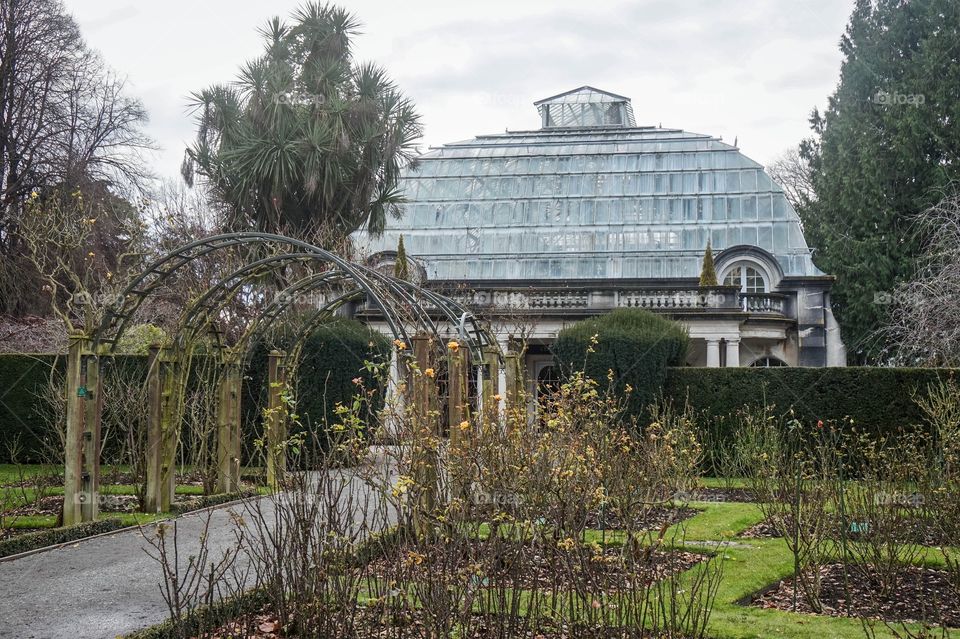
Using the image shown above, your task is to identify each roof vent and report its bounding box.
[534,86,636,128]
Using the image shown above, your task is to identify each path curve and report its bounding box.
[0,449,397,639]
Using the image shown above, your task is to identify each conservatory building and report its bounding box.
[355,87,845,381]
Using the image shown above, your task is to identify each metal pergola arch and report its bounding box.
[63,232,497,526]
[94,232,415,353]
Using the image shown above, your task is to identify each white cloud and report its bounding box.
[62,0,852,179]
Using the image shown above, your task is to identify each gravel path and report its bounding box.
[0,450,397,639]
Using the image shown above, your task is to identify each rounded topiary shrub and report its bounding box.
[551,309,688,419]
[295,319,392,437]
[244,318,392,463]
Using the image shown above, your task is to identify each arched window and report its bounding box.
[537,364,560,397]
[723,263,767,293]
[750,356,787,367]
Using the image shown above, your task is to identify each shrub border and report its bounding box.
[0,491,255,562]
[0,518,126,559]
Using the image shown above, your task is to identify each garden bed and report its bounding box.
[684,486,755,503]
[738,515,951,545]
[200,604,684,638]
[750,563,960,627]
[0,518,129,558]
[366,539,707,592]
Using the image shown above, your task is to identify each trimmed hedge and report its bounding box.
[170,490,257,515]
[0,354,151,463]
[663,366,958,434]
[245,318,392,458]
[0,354,64,461]
[0,320,391,463]
[123,589,270,639]
[296,319,391,432]
[0,518,126,559]
[552,309,689,417]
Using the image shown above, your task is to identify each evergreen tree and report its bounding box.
[394,234,409,281]
[799,0,960,362]
[182,3,421,244]
[699,240,718,287]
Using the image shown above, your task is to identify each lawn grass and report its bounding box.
[0,463,60,485]
[700,476,751,489]
[3,465,951,639]
[668,501,947,639]
[3,512,169,529]
[2,463,259,531]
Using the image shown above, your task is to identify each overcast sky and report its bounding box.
[61,0,853,183]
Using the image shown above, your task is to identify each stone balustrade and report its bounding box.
[425,285,788,317]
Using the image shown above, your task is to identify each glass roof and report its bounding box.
[354,89,824,282]
[534,86,636,128]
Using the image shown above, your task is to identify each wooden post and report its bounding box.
[411,335,438,536]
[481,346,500,415]
[216,352,242,493]
[63,331,101,525]
[503,350,523,415]
[447,344,471,501]
[447,346,469,446]
[145,345,180,513]
[412,336,438,432]
[265,350,288,490]
[144,345,162,513]
[81,348,102,522]
[159,348,180,512]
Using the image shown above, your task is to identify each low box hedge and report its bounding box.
[0,518,126,559]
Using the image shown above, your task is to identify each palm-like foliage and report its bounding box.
[181,3,422,244]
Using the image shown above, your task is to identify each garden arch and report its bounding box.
[62,232,496,525]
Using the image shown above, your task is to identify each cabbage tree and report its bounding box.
[182,3,421,244]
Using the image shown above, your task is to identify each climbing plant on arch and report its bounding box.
[61,232,497,526]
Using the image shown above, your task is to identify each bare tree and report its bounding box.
[884,192,960,365]
[16,188,147,332]
[767,147,815,213]
[0,0,153,315]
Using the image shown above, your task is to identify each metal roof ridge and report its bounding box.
[533,86,632,105]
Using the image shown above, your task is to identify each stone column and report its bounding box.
[384,347,405,437]
[503,350,523,416]
[706,339,721,368]
[724,338,741,368]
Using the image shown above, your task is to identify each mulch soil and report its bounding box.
[751,562,960,627]
[0,490,206,540]
[202,605,685,638]
[366,539,706,593]
[2,493,200,519]
[739,514,951,545]
[685,487,756,503]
